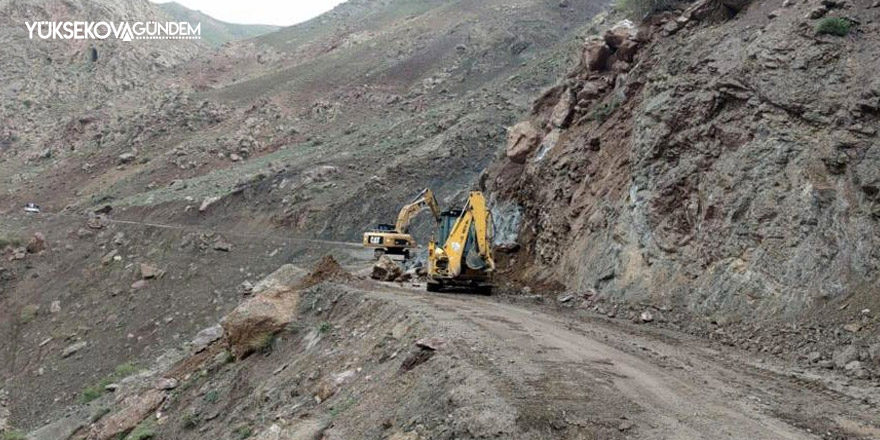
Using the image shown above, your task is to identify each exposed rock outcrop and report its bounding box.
[486,0,880,324]
[88,389,166,440]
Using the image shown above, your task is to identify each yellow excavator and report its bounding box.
[427,191,495,293]
[363,188,440,260]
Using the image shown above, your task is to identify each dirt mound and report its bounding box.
[300,255,354,289]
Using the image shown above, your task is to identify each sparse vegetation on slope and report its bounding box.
[816,17,852,36]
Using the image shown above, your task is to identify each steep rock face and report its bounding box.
[487,0,880,320]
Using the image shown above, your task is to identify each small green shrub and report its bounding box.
[615,0,675,20]
[80,384,105,403]
[19,304,39,324]
[2,430,27,440]
[0,233,22,248]
[182,413,200,430]
[232,425,252,440]
[125,419,156,440]
[816,17,852,36]
[318,322,332,334]
[203,390,219,403]
[80,363,138,403]
[114,362,139,377]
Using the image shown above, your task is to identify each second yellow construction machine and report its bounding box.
[362,188,440,260]
[426,191,495,293]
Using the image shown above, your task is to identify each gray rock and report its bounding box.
[139,263,161,280]
[844,360,862,371]
[212,237,232,252]
[61,341,87,358]
[550,89,575,128]
[833,345,859,369]
[118,152,136,164]
[189,325,224,353]
[843,323,861,333]
[640,311,654,323]
[505,121,541,164]
[154,378,178,390]
[239,281,254,295]
[869,343,880,362]
[199,196,221,213]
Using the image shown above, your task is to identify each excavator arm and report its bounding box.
[439,191,495,278]
[394,188,440,233]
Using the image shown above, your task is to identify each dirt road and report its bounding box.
[371,286,880,439]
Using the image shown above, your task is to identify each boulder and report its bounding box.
[26,233,46,254]
[505,121,541,164]
[199,196,221,213]
[252,264,308,294]
[154,378,178,390]
[117,152,136,164]
[833,345,859,369]
[221,286,300,358]
[88,389,165,440]
[372,255,403,281]
[101,249,118,265]
[138,263,161,280]
[616,39,640,63]
[189,325,224,353]
[550,89,575,128]
[62,341,87,358]
[213,236,232,252]
[86,215,108,230]
[9,247,26,261]
[582,41,611,72]
[603,30,628,50]
[577,81,605,102]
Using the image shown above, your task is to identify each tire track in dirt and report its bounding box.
[368,287,880,439]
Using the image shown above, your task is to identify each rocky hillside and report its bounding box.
[0,0,608,246]
[0,0,610,432]
[157,2,279,46]
[487,0,879,351]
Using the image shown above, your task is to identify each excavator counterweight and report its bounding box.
[362,188,440,260]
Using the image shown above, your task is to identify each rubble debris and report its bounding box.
[372,255,403,282]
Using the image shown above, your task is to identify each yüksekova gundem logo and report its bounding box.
[26,21,201,41]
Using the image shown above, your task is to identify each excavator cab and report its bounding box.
[427,192,495,293]
[363,189,440,260]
